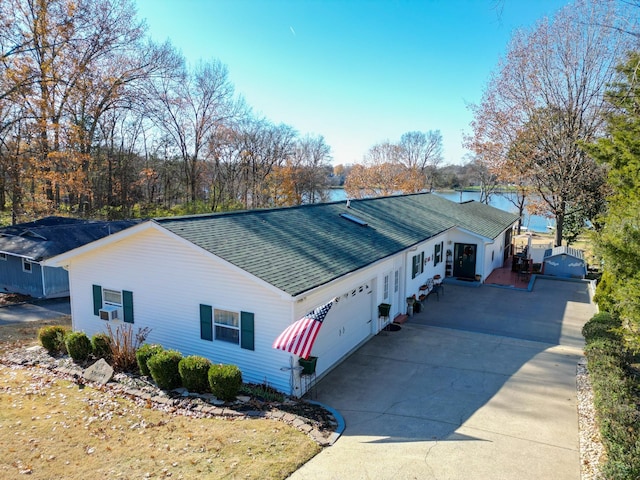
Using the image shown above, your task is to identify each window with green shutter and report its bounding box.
[123,290,134,323]
[200,304,213,341]
[92,285,102,316]
[240,312,254,351]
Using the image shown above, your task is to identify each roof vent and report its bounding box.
[340,213,368,227]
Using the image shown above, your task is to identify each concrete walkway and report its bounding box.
[290,278,597,480]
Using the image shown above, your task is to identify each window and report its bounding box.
[103,289,122,307]
[200,305,254,350]
[22,258,32,273]
[215,309,240,344]
[411,252,424,279]
[0,253,6,261]
[394,270,399,293]
[383,275,389,300]
[92,285,134,323]
[434,242,444,266]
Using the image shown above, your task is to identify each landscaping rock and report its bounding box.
[83,358,114,385]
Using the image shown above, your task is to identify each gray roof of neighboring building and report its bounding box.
[0,216,140,261]
[156,193,519,297]
[543,245,585,260]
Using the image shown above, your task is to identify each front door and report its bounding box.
[453,243,477,279]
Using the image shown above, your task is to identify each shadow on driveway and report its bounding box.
[290,278,596,480]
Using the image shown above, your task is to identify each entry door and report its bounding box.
[453,243,477,279]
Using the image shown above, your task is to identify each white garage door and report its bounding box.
[310,282,374,376]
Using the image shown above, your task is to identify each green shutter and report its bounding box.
[420,252,425,274]
[240,311,255,351]
[92,285,102,316]
[200,304,213,341]
[411,255,417,279]
[123,290,134,323]
[434,244,440,266]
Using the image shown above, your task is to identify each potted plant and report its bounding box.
[298,356,318,375]
[378,303,391,317]
[406,296,415,316]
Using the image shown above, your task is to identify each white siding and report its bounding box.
[67,228,295,393]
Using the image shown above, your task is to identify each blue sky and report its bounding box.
[135,0,570,166]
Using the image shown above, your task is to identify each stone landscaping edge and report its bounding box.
[1,346,344,448]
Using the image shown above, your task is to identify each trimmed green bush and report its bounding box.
[583,311,640,478]
[582,311,619,343]
[64,331,92,363]
[208,364,242,402]
[178,355,212,393]
[91,333,112,362]
[38,325,68,355]
[147,350,182,390]
[135,343,164,376]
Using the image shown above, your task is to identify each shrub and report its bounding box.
[106,324,151,373]
[64,331,92,363]
[582,311,620,343]
[208,364,242,402]
[38,325,68,355]
[91,333,112,362]
[583,310,640,478]
[147,350,183,390]
[178,355,212,393]
[135,344,164,377]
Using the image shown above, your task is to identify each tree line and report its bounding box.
[0,0,337,222]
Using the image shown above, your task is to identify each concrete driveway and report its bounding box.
[0,298,71,325]
[290,278,597,480]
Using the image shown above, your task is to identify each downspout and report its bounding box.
[40,262,46,298]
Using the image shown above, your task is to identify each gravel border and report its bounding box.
[577,358,606,480]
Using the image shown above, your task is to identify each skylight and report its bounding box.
[340,213,368,227]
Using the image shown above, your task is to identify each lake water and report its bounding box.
[327,188,553,233]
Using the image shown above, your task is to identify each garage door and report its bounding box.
[310,282,374,376]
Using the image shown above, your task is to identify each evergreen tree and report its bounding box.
[588,52,640,349]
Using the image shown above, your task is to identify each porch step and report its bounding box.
[393,314,409,324]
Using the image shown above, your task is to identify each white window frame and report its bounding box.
[103,288,123,307]
[214,308,240,345]
[22,258,32,273]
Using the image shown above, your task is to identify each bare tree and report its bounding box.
[467,0,635,246]
[399,130,443,191]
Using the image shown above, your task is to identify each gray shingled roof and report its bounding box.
[0,216,139,261]
[156,193,519,297]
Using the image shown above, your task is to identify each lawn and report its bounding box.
[0,317,321,479]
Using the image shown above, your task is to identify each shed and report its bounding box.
[542,246,587,279]
[0,216,138,298]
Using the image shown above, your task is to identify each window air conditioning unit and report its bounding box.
[99,305,120,321]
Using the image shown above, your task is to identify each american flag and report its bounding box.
[272,300,334,359]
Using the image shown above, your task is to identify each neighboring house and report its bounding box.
[43,193,519,396]
[0,216,138,298]
[543,246,588,279]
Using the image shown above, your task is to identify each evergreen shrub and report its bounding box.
[147,349,182,390]
[135,343,164,376]
[208,364,242,402]
[178,355,212,393]
[91,333,112,362]
[64,331,92,363]
[38,325,68,355]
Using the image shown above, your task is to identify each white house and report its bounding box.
[43,193,518,396]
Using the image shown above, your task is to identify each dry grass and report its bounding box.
[0,318,321,479]
[0,316,71,357]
